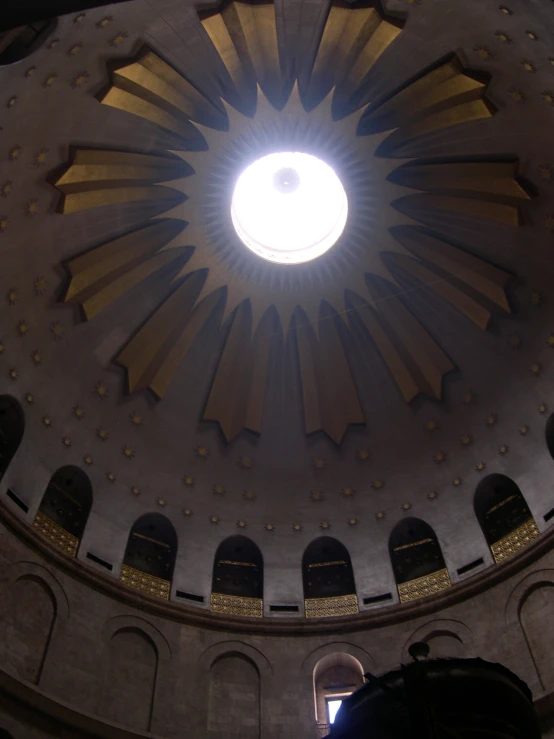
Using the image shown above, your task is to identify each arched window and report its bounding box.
[545,413,554,460]
[313,654,364,732]
[474,474,539,563]
[389,518,451,603]
[33,466,93,557]
[120,514,177,600]
[211,535,263,618]
[0,20,57,66]
[302,537,358,618]
[0,395,24,479]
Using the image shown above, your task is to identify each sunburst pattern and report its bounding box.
[52,0,530,444]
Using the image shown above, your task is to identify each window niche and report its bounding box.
[120,514,177,601]
[302,537,358,618]
[0,395,24,480]
[474,474,539,563]
[389,518,451,603]
[33,465,92,557]
[211,535,263,618]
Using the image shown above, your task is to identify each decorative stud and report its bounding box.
[0,216,7,232]
[95,381,108,399]
[499,6,513,15]
[83,454,93,466]
[547,334,554,348]
[498,444,509,455]
[110,31,129,47]
[27,200,39,216]
[530,362,541,375]
[68,43,83,56]
[550,58,554,67]
[264,523,275,532]
[509,334,522,349]
[319,521,331,530]
[310,490,324,502]
[7,96,17,109]
[62,436,71,447]
[292,523,303,532]
[183,475,195,488]
[462,390,476,405]
[106,471,116,482]
[17,320,29,337]
[543,92,554,105]
[461,434,473,448]
[530,290,542,306]
[476,461,486,472]
[526,30,538,40]
[425,420,438,432]
[355,447,370,462]
[47,38,59,49]
[452,477,463,487]
[24,392,33,405]
[427,491,438,501]
[42,416,52,427]
[51,322,63,339]
[544,215,554,231]
[509,89,525,103]
[347,517,358,526]
[539,403,548,414]
[130,411,143,427]
[9,145,21,160]
[519,424,529,435]
[375,511,385,520]
[30,350,42,366]
[25,66,36,78]
[521,60,536,73]
[401,502,412,511]
[1,181,12,198]
[182,507,193,516]
[210,515,219,524]
[73,405,84,420]
[485,413,497,427]
[156,497,166,506]
[213,484,225,496]
[8,368,17,380]
[434,451,447,464]
[97,16,113,28]
[236,520,247,529]
[312,457,327,470]
[0,342,3,354]
[96,427,109,441]
[122,446,134,460]
[131,485,141,496]
[341,487,355,498]
[34,150,48,166]
[495,31,511,43]
[237,456,253,470]
[43,74,57,88]
[243,490,257,501]
[74,13,86,23]
[474,46,493,59]
[34,276,46,295]
[195,444,209,459]
[540,165,553,181]
[371,480,385,490]
[7,289,16,305]
[72,72,90,89]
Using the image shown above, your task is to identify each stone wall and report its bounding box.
[1,504,554,739]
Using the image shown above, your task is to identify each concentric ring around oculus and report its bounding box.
[230,152,348,265]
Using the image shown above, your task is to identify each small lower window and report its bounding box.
[326,695,350,724]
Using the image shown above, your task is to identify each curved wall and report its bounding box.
[2,502,554,739]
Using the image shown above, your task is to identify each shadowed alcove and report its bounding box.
[0,395,24,480]
[120,514,177,600]
[211,535,264,618]
[302,537,358,618]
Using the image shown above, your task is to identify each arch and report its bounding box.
[122,514,177,595]
[401,619,474,662]
[302,537,356,600]
[212,535,263,599]
[198,641,272,676]
[312,652,364,730]
[301,643,373,678]
[99,626,158,732]
[36,466,93,551]
[474,474,537,563]
[207,651,260,738]
[102,615,171,662]
[0,20,57,66]
[0,395,24,480]
[545,412,554,459]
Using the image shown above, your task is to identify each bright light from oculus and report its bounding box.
[231,152,348,265]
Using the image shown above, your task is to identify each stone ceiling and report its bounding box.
[1,0,554,605]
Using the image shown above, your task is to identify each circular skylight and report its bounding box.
[231,152,348,265]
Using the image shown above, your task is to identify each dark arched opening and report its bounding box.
[545,413,554,460]
[0,395,24,479]
[211,535,263,617]
[33,465,93,557]
[0,20,57,66]
[389,518,450,603]
[474,473,539,563]
[121,513,177,601]
[302,537,358,617]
